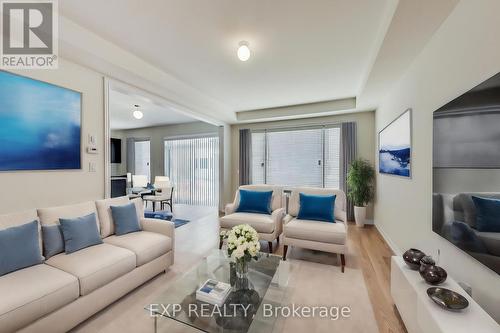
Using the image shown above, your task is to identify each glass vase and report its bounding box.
[235,259,249,279]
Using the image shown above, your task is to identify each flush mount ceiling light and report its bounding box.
[237,41,251,61]
[132,104,143,119]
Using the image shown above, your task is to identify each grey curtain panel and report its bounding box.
[341,122,357,221]
[126,138,135,175]
[239,129,252,185]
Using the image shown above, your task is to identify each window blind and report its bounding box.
[251,132,265,184]
[251,126,341,188]
[267,128,323,187]
[164,136,219,206]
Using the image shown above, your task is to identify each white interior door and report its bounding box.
[134,140,151,181]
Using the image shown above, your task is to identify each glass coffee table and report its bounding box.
[146,250,290,333]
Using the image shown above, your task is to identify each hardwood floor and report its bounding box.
[348,224,407,333]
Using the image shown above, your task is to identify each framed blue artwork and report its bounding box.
[378,108,412,178]
[0,70,81,171]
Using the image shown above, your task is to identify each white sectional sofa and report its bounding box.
[0,196,174,333]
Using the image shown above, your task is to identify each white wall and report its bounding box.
[374,0,500,322]
[0,60,104,214]
[230,111,376,219]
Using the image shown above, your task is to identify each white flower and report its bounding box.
[232,246,245,259]
[224,224,260,259]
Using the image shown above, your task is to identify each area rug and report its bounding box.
[270,248,380,333]
[173,219,190,228]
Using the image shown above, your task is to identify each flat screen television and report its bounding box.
[433,72,500,275]
[110,138,122,164]
[0,70,81,171]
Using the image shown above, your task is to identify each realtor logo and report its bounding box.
[1,0,58,69]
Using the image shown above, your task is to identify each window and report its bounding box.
[134,140,150,181]
[164,136,219,206]
[251,126,341,188]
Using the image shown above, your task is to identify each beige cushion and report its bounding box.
[284,218,346,245]
[476,231,500,257]
[0,264,79,333]
[0,210,42,258]
[95,197,145,237]
[104,231,172,266]
[46,243,135,296]
[220,212,275,233]
[95,196,130,238]
[37,201,100,229]
[234,185,283,212]
[131,197,145,218]
[288,187,347,222]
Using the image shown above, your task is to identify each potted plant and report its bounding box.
[346,159,375,227]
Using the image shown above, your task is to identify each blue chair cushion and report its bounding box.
[236,189,273,215]
[0,220,43,276]
[472,196,500,232]
[110,202,141,235]
[59,213,103,254]
[297,193,336,223]
[41,224,64,259]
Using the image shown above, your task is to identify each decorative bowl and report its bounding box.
[403,248,426,270]
[421,265,447,285]
[427,287,469,311]
[419,255,436,279]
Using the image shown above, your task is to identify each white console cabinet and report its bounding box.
[391,256,499,333]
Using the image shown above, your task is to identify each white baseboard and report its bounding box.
[374,222,402,255]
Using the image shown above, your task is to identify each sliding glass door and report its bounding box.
[251,126,341,188]
[164,136,219,206]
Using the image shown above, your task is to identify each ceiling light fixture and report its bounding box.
[132,104,143,119]
[237,41,251,61]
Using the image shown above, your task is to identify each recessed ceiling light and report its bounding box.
[132,104,143,119]
[237,41,251,61]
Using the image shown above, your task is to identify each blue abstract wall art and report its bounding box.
[0,71,81,171]
[379,109,411,178]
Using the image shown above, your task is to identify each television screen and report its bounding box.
[0,70,81,171]
[433,71,500,275]
[110,138,122,164]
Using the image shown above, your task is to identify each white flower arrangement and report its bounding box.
[220,224,260,262]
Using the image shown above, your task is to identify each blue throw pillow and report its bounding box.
[297,193,336,222]
[472,196,500,232]
[236,189,273,215]
[0,220,43,276]
[42,224,65,259]
[59,213,103,254]
[110,203,141,235]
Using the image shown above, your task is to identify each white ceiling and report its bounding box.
[59,0,460,123]
[109,88,197,130]
[60,0,394,112]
